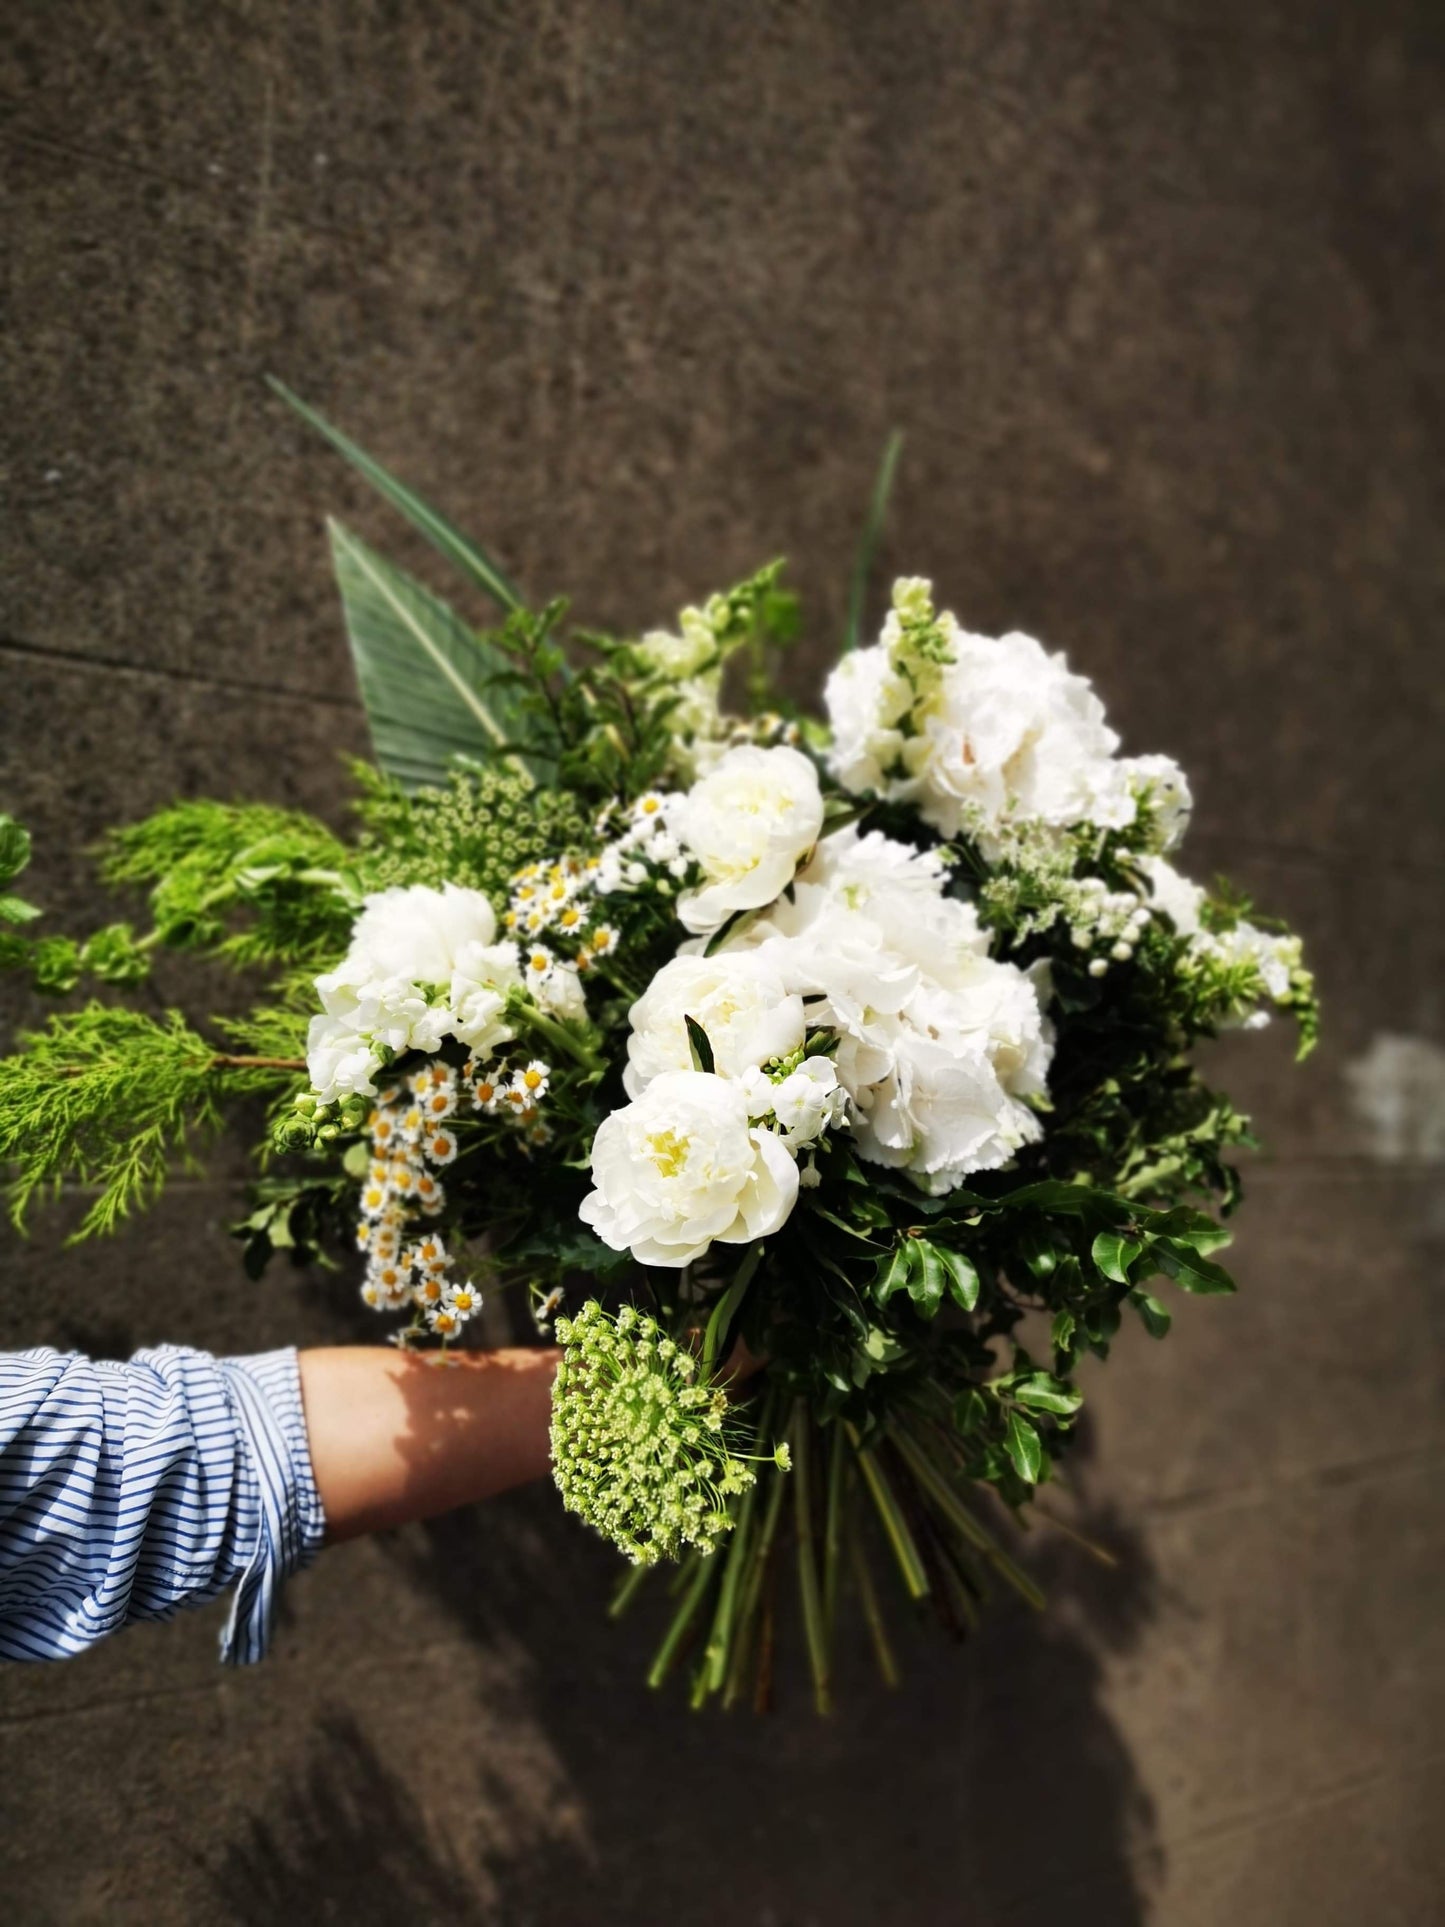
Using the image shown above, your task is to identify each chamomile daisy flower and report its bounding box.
[370,1114,397,1151]
[414,1274,447,1311]
[413,1171,445,1214]
[590,925,620,959]
[447,1284,481,1321]
[370,1225,402,1262]
[424,1127,459,1165]
[471,1074,502,1112]
[409,1233,450,1274]
[525,944,556,985]
[399,1104,426,1142]
[360,1280,383,1310]
[428,1306,461,1338]
[355,1220,374,1252]
[557,902,588,935]
[371,1260,411,1305]
[388,1159,419,1197]
[360,1180,390,1218]
[516,1059,551,1101]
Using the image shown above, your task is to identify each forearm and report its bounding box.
[297,1345,559,1543]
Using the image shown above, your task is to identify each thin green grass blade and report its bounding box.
[327,519,534,790]
[843,428,904,651]
[268,377,523,612]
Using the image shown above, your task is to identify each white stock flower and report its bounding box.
[741,1056,848,1150]
[448,940,524,1056]
[1137,855,1205,935]
[306,1017,383,1104]
[854,1028,1043,1191]
[675,744,825,933]
[1121,754,1193,852]
[348,883,499,985]
[579,1070,800,1266]
[636,609,716,679]
[623,952,805,1098]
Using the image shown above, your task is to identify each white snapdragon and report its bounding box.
[579,1070,800,1266]
[674,744,825,934]
[622,952,805,1097]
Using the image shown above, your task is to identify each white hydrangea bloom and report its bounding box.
[675,743,825,933]
[824,579,1171,858]
[712,822,1054,1192]
[579,1070,800,1266]
[623,952,806,1098]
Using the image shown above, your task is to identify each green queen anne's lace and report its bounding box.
[550,1301,758,1565]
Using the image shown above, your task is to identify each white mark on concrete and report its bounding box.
[1345,1033,1445,1162]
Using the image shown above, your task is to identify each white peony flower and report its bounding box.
[579,1070,800,1266]
[347,883,499,985]
[623,952,805,1098]
[675,744,825,934]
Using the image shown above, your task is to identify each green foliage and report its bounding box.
[101,800,359,971]
[327,519,542,791]
[550,1301,774,1565]
[351,762,589,905]
[0,1006,296,1238]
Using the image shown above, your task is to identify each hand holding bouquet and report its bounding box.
[0,392,1315,1709]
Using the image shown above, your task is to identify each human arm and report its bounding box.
[297,1343,558,1542]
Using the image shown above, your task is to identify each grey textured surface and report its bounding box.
[2,3,1443,1922]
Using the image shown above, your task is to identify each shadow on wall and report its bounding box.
[210,1419,1162,1927]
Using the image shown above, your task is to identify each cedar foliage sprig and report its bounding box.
[0,1005,303,1239]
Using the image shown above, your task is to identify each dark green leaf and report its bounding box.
[909,1241,948,1317]
[1092,1229,1143,1285]
[1011,1371,1083,1416]
[875,1242,915,1304]
[1004,1410,1044,1484]
[0,817,31,888]
[953,1387,989,1435]
[684,1015,715,1075]
[1129,1288,1172,1338]
[936,1245,981,1312]
[328,521,537,790]
[1050,1309,1076,1353]
[1156,1238,1237,1296]
[0,895,41,927]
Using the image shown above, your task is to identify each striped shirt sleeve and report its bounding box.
[0,1345,326,1665]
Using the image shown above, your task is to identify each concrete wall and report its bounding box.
[2,4,1442,1921]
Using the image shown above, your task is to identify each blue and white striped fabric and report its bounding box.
[0,1345,325,1664]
